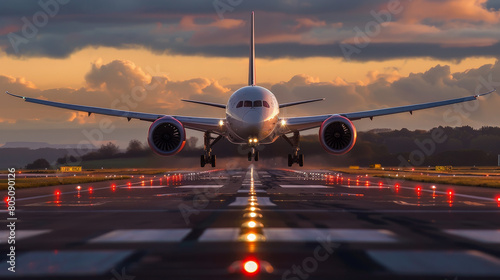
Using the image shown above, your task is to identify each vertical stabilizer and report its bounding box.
[248,11,255,86]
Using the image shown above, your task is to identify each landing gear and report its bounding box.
[283,131,304,167]
[201,132,222,168]
[248,147,259,161]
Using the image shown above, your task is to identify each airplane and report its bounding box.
[6,12,496,168]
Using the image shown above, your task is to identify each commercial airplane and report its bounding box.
[6,12,496,167]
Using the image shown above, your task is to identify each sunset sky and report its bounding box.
[1,0,500,148]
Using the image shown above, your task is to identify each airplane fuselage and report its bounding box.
[225,86,280,144]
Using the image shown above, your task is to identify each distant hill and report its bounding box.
[1,142,96,150]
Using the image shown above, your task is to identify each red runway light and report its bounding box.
[55,190,61,196]
[4,197,9,203]
[242,259,259,276]
[89,187,93,194]
[416,186,422,192]
[448,190,454,196]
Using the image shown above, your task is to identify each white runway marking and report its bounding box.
[0,250,133,277]
[176,185,223,189]
[257,197,276,206]
[444,229,500,243]
[262,228,399,242]
[198,228,240,242]
[228,197,276,206]
[280,185,330,188]
[367,250,500,276]
[0,230,50,244]
[89,229,191,243]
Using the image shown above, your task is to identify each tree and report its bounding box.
[126,140,145,156]
[97,142,120,158]
[26,158,51,170]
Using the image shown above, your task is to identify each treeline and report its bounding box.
[45,126,500,169]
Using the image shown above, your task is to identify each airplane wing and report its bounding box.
[282,89,496,133]
[5,91,225,134]
[279,98,325,108]
[181,99,226,109]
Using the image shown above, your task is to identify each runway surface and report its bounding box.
[2,166,500,279]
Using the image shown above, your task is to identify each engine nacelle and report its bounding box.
[319,115,357,155]
[147,116,186,156]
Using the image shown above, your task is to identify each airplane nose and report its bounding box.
[243,111,264,135]
[243,111,262,124]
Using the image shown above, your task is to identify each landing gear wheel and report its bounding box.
[254,151,259,161]
[288,154,293,167]
[298,154,304,167]
[200,155,206,167]
[248,152,252,161]
[210,155,216,167]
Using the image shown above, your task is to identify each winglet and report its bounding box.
[6,91,26,100]
[248,11,256,86]
[474,88,496,98]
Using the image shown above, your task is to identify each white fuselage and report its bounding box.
[225,86,280,144]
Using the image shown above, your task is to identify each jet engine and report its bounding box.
[319,115,357,155]
[147,116,186,156]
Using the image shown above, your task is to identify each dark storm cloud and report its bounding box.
[0,0,499,60]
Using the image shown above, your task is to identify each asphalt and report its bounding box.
[2,166,500,280]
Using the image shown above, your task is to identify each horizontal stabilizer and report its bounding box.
[181,99,226,109]
[279,98,325,108]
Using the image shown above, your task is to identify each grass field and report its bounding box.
[0,175,131,190]
[333,166,500,188]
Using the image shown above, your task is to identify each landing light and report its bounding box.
[280,119,287,126]
[219,120,224,126]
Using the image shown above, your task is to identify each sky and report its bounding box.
[0,0,499,148]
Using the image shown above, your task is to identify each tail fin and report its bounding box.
[248,11,255,86]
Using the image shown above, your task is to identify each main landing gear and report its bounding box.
[200,132,222,167]
[247,147,259,161]
[282,131,304,167]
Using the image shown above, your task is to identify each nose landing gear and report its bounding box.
[248,147,259,161]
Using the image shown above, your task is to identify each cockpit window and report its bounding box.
[236,101,243,108]
[253,100,262,107]
[244,100,252,107]
[263,101,270,108]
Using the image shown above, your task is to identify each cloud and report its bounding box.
[0,1,499,61]
[1,58,499,138]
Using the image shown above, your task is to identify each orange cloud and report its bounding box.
[399,0,500,25]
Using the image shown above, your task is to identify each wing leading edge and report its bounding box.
[282,89,496,133]
[5,91,225,133]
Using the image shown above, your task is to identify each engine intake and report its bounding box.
[148,116,186,156]
[319,115,357,155]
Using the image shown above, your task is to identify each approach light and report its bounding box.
[248,221,257,228]
[246,233,257,242]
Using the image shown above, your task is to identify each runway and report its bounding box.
[2,166,500,279]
